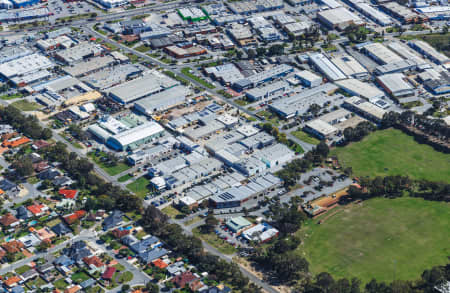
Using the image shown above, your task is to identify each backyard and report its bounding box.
[330,129,450,182]
[296,197,450,283]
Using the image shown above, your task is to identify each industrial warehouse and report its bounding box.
[0,0,448,288]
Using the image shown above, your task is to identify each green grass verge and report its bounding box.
[235,98,250,106]
[291,130,320,145]
[184,216,201,226]
[330,129,450,182]
[181,67,215,89]
[135,45,151,53]
[296,197,450,283]
[126,176,151,198]
[10,100,42,111]
[163,70,190,86]
[193,227,237,255]
[15,265,30,274]
[118,271,133,283]
[162,205,182,218]
[89,152,130,176]
[118,173,133,182]
[0,93,23,100]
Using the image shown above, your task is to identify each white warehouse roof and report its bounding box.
[336,78,385,100]
[108,121,164,148]
[310,53,347,81]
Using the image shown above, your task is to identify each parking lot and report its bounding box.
[47,0,100,23]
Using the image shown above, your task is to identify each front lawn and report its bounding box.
[11,100,42,111]
[126,176,151,198]
[193,228,237,255]
[53,279,69,290]
[330,129,450,182]
[71,271,90,283]
[15,265,30,274]
[161,205,182,218]
[118,173,133,182]
[291,130,320,145]
[118,271,133,283]
[89,152,131,176]
[296,197,450,283]
[181,67,215,89]
[0,93,23,100]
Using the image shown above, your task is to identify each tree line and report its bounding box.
[296,263,450,293]
[345,175,450,203]
[342,121,376,144]
[382,111,450,153]
[0,105,52,140]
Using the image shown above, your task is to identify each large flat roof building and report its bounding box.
[330,55,369,80]
[317,7,364,30]
[376,73,415,98]
[209,173,282,209]
[0,46,32,64]
[380,2,423,23]
[335,78,385,100]
[0,53,53,79]
[55,42,103,64]
[81,64,143,90]
[348,0,393,26]
[408,40,450,65]
[107,71,178,104]
[63,56,115,77]
[343,96,386,122]
[245,81,290,101]
[269,83,339,118]
[360,42,403,65]
[134,86,189,115]
[106,121,165,151]
[295,70,322,88]
[233,64,293,91]
[304,119,338,140]
[309,53,347,81]
[204,63,244,85]
[386,41,430,69]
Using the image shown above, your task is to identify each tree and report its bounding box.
[12,157,34,177]
[236,50,243,60]
[121,284,130,293]
[315,141,329,158]
[247,49,256,59]
[146,282,159,293]
[202,213,219,234]
[142,206,169,235]
[316,272,335,293]
[256,47,266,57]
[271,251,309,282]
[268,44,284,56]
[308,103,321,116]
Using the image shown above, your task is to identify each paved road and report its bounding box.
[85,26,259,119]
[0,228,96,275]
[169,218,279,293]
[88,238,151,291]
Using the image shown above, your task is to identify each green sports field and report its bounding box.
[331,129,450,182]
[297,197,450,283]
